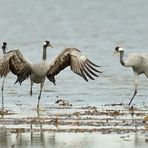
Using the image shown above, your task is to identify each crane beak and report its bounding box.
[49,44,54,48]
[113,50,118,55]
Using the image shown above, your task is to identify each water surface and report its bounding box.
[0,0,148,147]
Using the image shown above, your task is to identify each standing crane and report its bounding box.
[114,46,148,105]
[1,42,9,111]
[0,41,101,112]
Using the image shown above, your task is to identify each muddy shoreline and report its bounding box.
[0,104,148,134]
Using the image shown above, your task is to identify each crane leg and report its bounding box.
[37,82,44,112]
[1,77,6,111]
[129,72,138,105]
[30,81,33,96]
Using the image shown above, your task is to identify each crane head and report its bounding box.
[44,40,53,48]
[2,42,8,54]
[114,46,124,54]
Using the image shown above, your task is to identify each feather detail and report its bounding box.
[46,48,102,82]
[0,49,32,84]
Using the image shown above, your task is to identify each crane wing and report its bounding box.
[0,49,32,85]
[0,54,10,77]
[46,48,102,84]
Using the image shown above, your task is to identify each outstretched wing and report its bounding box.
[0,49,32,85]
[46,48,102,84]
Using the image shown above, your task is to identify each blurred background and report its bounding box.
[0,0,148,111]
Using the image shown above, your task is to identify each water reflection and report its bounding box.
[0,105,148,148]
[0,128,10,148]
[30,132,56,148]
[0,130,56,148]
[0,130,148,148]
[0,112,56,148]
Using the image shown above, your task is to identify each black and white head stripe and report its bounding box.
[2,42,7,48]
[115,46,124,52]
[44,41,50,46]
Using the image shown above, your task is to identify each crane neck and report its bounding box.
[119,51,125,66]
[2,47,6,54]
[3,50,6,54]
[42,45,47,60]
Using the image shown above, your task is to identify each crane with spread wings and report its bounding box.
[0,41,102,111]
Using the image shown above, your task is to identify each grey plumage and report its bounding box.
[114,46,148,105]
[1,42,8,111]
[0,41,101,111]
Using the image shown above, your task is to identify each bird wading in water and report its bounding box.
[114,46,148,105]
[1,42,9,111]
[0,41,102,112]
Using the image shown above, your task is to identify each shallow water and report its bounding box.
[1,0,148,108]
[0,132,148,148]
[0,0,148,147]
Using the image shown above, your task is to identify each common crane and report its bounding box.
[0,41,101,111]
[114,46,148,105]
[1,42,9,111]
